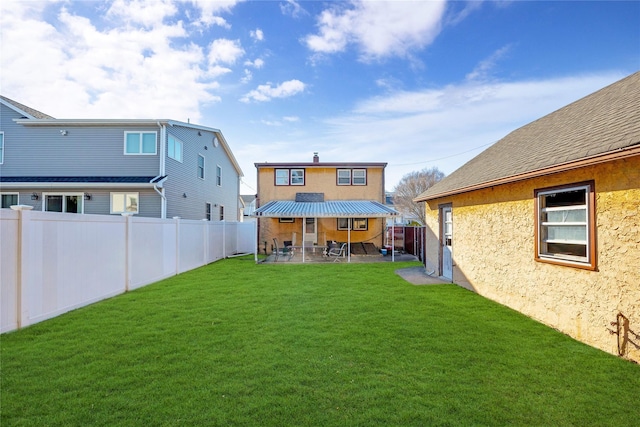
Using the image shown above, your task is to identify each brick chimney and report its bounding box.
[313,152,319,163]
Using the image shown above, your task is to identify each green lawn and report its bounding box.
[1,257,638,426]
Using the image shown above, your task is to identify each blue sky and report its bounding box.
[1,1,638,194]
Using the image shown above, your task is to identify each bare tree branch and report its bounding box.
[392,167,445,225]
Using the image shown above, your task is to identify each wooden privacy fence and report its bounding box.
[0,206,256,333]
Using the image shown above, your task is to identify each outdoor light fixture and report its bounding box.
[60,130,68,136]
[183,193,187,198]
[84,193,92,201]
[198,131,202,136]
[31,192,39,200]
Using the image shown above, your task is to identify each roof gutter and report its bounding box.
[414,145,640,202]
[0,182,158,189]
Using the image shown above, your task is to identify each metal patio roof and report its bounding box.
[252,200,398,218]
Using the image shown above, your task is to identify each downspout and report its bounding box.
[152,121,167,219]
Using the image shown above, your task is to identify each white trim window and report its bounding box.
[352,169,367,185]
[44,193,84,213]
[1,192,18,208]
[219,205,224,221]
[168,135,183,162]
[216,165,222,186]
[197,155,205,179]
[338,168,366,185]
[206,202,212,220]
[337,169,351,185]
[124,131,157,155]
[290,169,304,185]
[111,192,139,214]
[275,169,289,185]
[0,131,4,164]
[535,182,595,269]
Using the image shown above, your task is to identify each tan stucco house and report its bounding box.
[414,72,640,362]
[253,153,398,260]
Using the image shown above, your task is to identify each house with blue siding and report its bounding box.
[0,96,243,220]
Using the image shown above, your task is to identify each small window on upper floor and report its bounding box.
[276,169,289,185]
[337,169,366,185]
[275,168,305,186]
[197,155,205,179]
[291,169,305,185]
[216,165,222,186]
[125,132,157,155]
[168,135,183,162]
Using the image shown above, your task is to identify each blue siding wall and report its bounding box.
[164,125,240,220]
[0,105,160,177]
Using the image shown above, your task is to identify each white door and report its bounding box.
[304,218,317,245]
[441,206,453,281]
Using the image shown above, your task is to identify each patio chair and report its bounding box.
[272,238,293,262]
[327,242,347,262]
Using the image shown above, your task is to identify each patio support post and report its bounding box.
[348,221,351,263]
[302,217,306,263]
[392,224,395,262]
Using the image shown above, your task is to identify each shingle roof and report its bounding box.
[0,95,55,119]
[252,200,398,218]
[0,176,157,183]
[416,72,640,201]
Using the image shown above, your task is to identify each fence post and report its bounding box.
[11,205,33,329]
[202,219,209,265]
[222,220,226,259]
[173,217,181,275]
[122,213,134,291]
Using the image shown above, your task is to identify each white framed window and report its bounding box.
[0,132,4,164]
[168,135,183,162]
[1,192,18,208]
[291,169,305,185]
[352,169,367,185]
[219,205,224,221]
[337,169,351,185]
[43,193,83,213]
[197,155,205,179]
[111,192,139,214]
[279,218,295,223]
[275,169,289,185]
[124,131,157,155]
[535,181,595,269]
[216,165,222,186]
[338,168,366,185]
[206,202,212,220]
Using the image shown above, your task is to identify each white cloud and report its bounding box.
[466,45,512,82]
[240,69,253,84]
[188,0,242,28]
[240,72,627,191]
[106,0,178,28]
[0,0,228,120]
[240,79,306,103]
[250,28,264,41]
[280,0,308,18]
[304,0,446,61]
[244,58,265,69]
[208,38,244,65]
[283,116,299,122]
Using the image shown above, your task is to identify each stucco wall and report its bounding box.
[424,156,640,362]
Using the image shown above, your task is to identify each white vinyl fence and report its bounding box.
[0,206,256,333]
